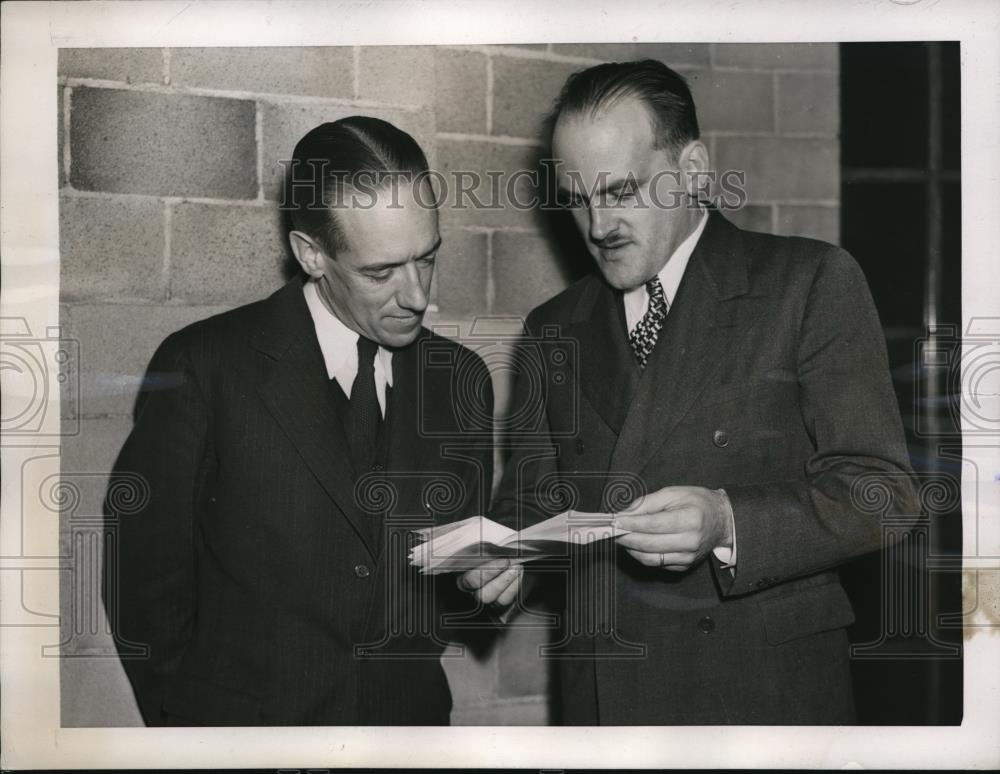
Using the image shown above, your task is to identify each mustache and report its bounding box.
[593,235,631,249]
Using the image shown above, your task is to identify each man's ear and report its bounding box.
[678,140,711,199]
[288,230,328,278]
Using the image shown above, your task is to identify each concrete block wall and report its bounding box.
[58,43,840,727]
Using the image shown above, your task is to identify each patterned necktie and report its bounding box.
[628,276,669,369]
[347,335,382,470]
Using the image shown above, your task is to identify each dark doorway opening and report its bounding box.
[839,41,963,724]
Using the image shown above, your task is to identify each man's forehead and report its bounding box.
[556,97,656,141]
[339,180,433,220]
[337,188,439,265]
[552,99,660,174]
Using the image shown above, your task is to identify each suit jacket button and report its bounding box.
[756,578,769,589]
[575,439,586,454]
[712,430,729,448]
[354,564,371,578]
[698,615,716,633]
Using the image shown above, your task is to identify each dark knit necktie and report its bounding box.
[628,277,669,369]
[347,335,381,470]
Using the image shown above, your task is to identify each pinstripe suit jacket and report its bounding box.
[105,276,493,725]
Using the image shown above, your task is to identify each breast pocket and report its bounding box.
[698,382,754,408]
[689,378,802,482]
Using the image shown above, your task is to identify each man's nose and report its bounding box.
[588,203,614,243]
[396,262,429,313]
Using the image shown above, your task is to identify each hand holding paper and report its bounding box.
[457,559,524,608]
[613,485,733,571]
[409,509,629,575]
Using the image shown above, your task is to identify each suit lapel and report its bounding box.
[253,278,379,558]
[610,211,768,477]
[573,278,641,434]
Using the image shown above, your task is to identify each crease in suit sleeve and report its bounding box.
[433,349,504,633]
[103,331,211,724]
[484,316,571,626]
[489,314,562,533]
[714,248,920,596]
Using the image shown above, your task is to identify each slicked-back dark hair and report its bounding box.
[550,59,700,160]
[284,116,430,258]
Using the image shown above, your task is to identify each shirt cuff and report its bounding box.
[711,488,737,570]
[490,602,518,625]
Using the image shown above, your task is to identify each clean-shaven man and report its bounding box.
[106,117,493,725]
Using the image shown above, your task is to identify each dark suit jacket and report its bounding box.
[104,276,493,726]
[492,211,919,724]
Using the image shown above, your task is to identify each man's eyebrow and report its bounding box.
[421,235,443,258]
[361,236,442,272]
[557,176,645,200]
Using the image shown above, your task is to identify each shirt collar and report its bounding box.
[624,206,709,331]
[657,206,709,307]
[302,279,393,388]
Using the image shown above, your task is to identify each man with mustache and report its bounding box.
[462,60,918,724]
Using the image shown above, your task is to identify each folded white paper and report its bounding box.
[409,510,629,575]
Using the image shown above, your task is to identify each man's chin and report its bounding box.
[378,318,423,348]
[597,263,645,292]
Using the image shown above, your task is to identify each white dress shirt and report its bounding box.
[621,208,737,569]
[303,280,393,417]
[623,207,709,331]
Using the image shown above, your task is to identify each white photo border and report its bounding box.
[2,0,998,769]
